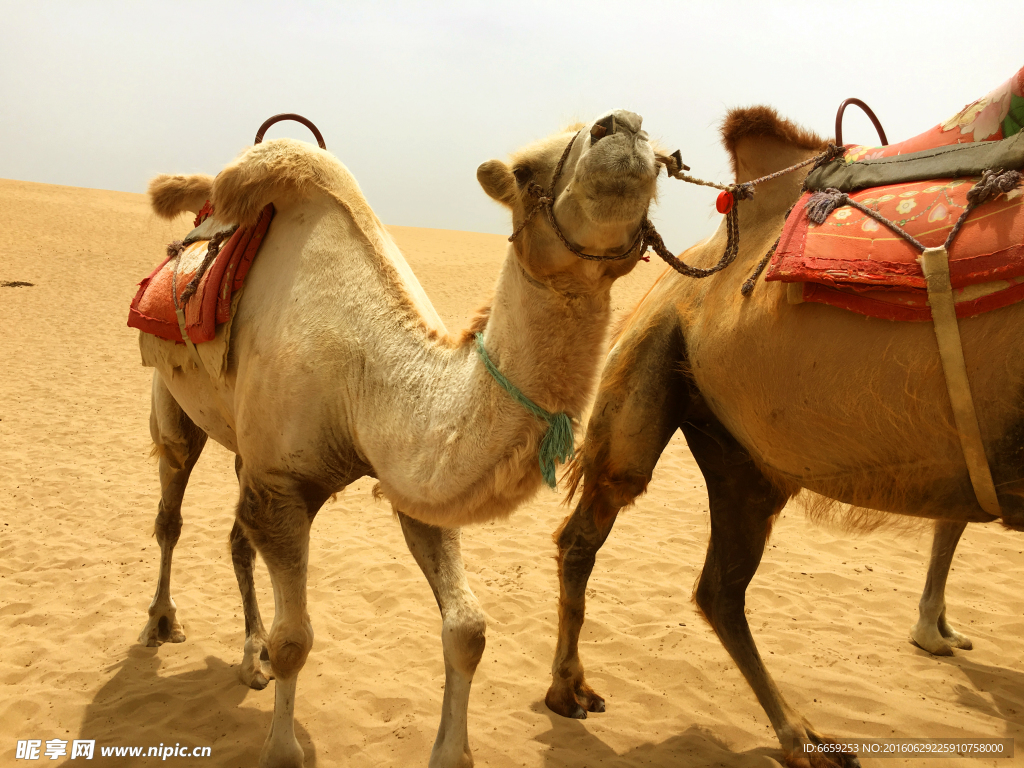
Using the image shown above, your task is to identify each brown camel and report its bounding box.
[544,106,1024,768]
[910,519,976,656]
[137,110,663,768]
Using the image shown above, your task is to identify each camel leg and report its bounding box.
[686,418,859,768]
[230,456,274,689]
[232,516,274,688]
[546,494,621,718]
[236,478,322,768]
[546,314,685,719]
[399,512,486,768]
[910,519,972,655]
[139,374,207,646]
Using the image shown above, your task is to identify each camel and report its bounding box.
[544,106,1024,768]
[136,109,663,768]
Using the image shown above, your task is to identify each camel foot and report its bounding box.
[910,619,972,656]
[258,728,303,768]
[138,613,186,647]
[241,636,275,690]
[782,728,861,768]
[545,678,606,719]
[428,743,473,768]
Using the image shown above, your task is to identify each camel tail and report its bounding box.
[148,174,215,219]
[213,138,359,229]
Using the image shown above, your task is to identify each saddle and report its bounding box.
[127,203,274,344]
[766,64,1024,321]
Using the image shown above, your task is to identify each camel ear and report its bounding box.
[477,159,516,206]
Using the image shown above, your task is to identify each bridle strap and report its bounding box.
[508,130,648,262]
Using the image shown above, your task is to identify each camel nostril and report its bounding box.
[591,114,617,143]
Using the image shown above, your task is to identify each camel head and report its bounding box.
[477,110,659,293]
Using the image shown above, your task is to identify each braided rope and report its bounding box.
[179,226,238,305]
[660,144,846,283]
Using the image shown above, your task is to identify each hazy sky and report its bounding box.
[3,1,1022,248]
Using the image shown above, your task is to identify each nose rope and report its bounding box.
[508,127,845,283]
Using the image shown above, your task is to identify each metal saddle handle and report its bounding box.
[835,98,888,147]
[255,113,327,149]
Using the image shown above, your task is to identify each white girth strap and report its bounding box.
[174,306,206,371]
[919,246,1001,516]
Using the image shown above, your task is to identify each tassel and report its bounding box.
[538,411,575,489]
[475,332,575,490]
[805,188,848,225]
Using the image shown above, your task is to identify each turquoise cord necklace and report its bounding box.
[474,332,575,489]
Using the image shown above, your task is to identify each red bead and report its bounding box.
[716,190,734,214]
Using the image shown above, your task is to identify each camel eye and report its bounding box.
[512,166,533,186]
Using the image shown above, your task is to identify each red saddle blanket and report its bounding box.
[128,204,274,343]
[765,65,1024,321]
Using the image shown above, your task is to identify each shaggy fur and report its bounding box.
[720,105,828,179]
[148,174,214,219]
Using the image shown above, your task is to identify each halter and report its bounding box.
[506,130,747,277]
[507,130,649,263]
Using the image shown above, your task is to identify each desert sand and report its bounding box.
[1,176,1022,767]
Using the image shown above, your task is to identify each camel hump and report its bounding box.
[148,174,215,219]
[212,138,365,229]
[720,106,827,182]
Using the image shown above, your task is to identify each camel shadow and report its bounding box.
[59,645,317,767]
[924,650,1024,732]
[528,701,783,768]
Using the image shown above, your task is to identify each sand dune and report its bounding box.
[1,177,1021,767]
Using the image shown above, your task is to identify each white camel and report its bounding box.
[136,110,661,768]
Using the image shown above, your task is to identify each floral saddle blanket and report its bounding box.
[765,65,1024,321]
[127,204,274,343]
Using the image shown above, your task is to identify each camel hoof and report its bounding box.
[243,668,271,690]
[910,634,955,656]
[428,743,474,768]
[576,681,605,714]
[910,617,973,656]
[258,736,304,768]
[941,626,973,650]
[241,639,275,689]
[545,683,599,719]
[952,635,973,651]
[138,615,186,646]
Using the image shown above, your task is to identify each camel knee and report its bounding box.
[693,565,741,630]
[154,501,183,548]
[443,608,487,676]
[559,470,646,550]
[555,470,644,552]
[267,622,313,680]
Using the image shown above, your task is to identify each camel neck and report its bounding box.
[476,250,612,422]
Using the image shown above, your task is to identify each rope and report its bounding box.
[508,132,844,292]
[943,169,1024,251]
[660,144,846,285]
[179,226,237,305]
[741,236,779,297]
[474,333,575,490]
